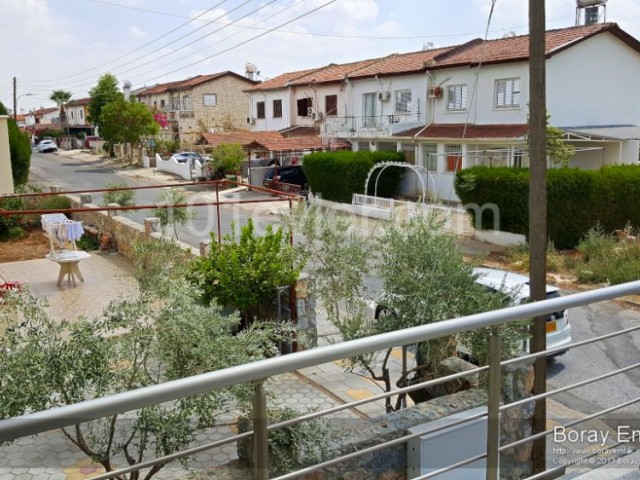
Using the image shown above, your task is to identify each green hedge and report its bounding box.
[0,102,31,185]
[455,165,640,249]
[302,151,405,203]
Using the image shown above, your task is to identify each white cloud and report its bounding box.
[129,26,148,38]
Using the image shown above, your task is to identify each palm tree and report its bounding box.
[50,90,72,139]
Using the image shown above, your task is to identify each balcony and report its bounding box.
[322,113,421,139]
[2,281,640,479]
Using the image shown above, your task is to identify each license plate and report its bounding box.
[546,321,557,333]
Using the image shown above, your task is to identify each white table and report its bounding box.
[46,251,91,287]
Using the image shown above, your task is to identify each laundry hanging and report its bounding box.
[41,213,84,252]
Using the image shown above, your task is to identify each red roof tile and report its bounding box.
[137,71,257,96]
[67,97,91,106]
[247,23,639,92]
[398,123,529,139]
[433,23,636,68]
[198,130,328,152]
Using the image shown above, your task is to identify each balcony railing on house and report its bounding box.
[322,113,419,138]
[165,110,195,120]
[2,281,640,479]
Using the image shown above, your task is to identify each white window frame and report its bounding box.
[447,85,468,111]
[395,89,412,114]
[495,78,520,108]
[203,94,217,106]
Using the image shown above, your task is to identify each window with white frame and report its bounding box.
[182,95,192,110]
[445,144,462,172]
[495,78,520,108]
[203,94,217,106]
[424,143,438,170]
[395,90,412,113]
[80,109,83,119]
[447,85,468,111]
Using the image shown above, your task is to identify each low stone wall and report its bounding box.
[67,194,199,261]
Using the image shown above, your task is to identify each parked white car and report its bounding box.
[366,267,572,357]
[36,140,58,153]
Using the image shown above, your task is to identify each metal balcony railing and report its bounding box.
[2,281,640,479]
[322,113,418,138]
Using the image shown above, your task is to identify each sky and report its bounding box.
[1,0,640,113]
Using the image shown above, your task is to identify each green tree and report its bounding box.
[190,218,304,328]
[49,90,72,135]
[0,102,31,185]
[526,113,575,167]
[88,73,123,132]
[100,100,159,160]
[0,240,286,480]
[211,142,245,174]
[152,187,194,240]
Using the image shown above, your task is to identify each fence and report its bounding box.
[2,280,640,479]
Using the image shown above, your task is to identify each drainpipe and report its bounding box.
[413,70,435,139]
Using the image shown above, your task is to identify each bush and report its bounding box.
[302,150,405,203]
[102,181,136,207]
[0,102,31,186]
[455,165,640,249]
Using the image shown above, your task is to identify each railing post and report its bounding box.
[253,379,269,480]
[486,326,501,480]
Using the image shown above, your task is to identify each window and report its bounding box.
[402,143,416,164]
[495,78,520,108]
[424,143,438,170]
[395,90,412,113]
[160,99,166,109]
[445,144,462,172]
[172,96,180,110]
[80,110,83,119]
[325,95,337,116]
[203,94,217,106]
[70,111,74,120]
[182,95,191,110]
[297,98,312,117]
[273,99,282,118]
[447,85,468,111]
[257,101,266,119]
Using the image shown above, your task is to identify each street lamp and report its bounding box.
[14,93,33,122]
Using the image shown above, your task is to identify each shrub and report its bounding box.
[302,150,405,203]
[0,102,31,186]
[102,181,136,207]
[455,165,640,249]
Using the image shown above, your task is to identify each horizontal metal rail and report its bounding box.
[2,280,640,443]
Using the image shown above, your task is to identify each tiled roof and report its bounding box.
[247,23,638,92]
[31,107,59,116]
[67,97,91,106]
[137,71,257,96]
[397,123,529,139]
[198,131,328,151]
[279,126,320,137]
[432,23,634,68]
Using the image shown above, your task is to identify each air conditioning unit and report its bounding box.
[307,107,316,117]
[428,86,443,99]
[309,111,323,121]
[378,91,391,101]
[246,116,255,125]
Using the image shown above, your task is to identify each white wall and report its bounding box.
[547,34,640,127]
[348,73,428,126]
[0,116,13,194]
[431,63,530,125]
[249,89,290,131]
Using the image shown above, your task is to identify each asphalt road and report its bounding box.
[29,151,287,246]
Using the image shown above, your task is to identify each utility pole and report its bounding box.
[529,0,547,474]
[12,77,17,122]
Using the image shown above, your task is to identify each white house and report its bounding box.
[247,22,640,202]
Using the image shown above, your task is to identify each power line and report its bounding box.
[23,0,234,84]
[82,0,574,42]
[136,0,338,86]
[127,0,306,84]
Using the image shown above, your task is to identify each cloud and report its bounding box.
[129,26,148,38]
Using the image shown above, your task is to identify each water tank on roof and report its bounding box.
[576,0,607,7]
[575,0,607,26]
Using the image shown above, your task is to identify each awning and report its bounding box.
[562,125,640,141]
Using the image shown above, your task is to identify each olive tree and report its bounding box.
[0,240,286,480]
